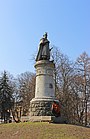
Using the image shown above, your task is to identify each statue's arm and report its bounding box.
[49,47,53,51]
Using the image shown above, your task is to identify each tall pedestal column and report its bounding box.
[30,60,56,121]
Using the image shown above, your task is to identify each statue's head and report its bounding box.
[43,32,47,39]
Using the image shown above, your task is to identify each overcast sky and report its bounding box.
[0,0,90,76]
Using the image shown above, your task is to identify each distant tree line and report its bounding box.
[0,47,90,126]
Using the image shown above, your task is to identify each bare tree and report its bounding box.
[75,52,90,126]
[52,47,77,123]
[17,71,35,116]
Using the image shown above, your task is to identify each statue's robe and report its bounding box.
[36,40,50,61]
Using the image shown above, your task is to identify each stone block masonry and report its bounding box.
[30,100,54,117]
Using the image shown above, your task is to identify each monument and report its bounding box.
[29,33,60,122]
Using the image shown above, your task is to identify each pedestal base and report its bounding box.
[29,97,64,123]
[30,98,55,117]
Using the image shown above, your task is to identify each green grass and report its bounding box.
[0,122,90,139]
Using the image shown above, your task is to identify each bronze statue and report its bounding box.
[36,33,51,61]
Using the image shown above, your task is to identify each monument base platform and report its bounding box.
[29,98,66,123]
[20,115,67,123]
[29,116,66,123]
[29,116,55,122]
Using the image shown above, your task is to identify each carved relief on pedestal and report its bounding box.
[36,68,54,77]
[36,68,47,75]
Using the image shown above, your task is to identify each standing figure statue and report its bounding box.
[36,32,51,61]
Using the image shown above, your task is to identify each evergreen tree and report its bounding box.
[0,71,14,123]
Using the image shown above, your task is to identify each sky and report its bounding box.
[0,0,90,76]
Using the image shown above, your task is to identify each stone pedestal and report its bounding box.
[34,60,55,99]
[30,60,56,121]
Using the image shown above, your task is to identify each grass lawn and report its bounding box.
[0,122,90,139]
